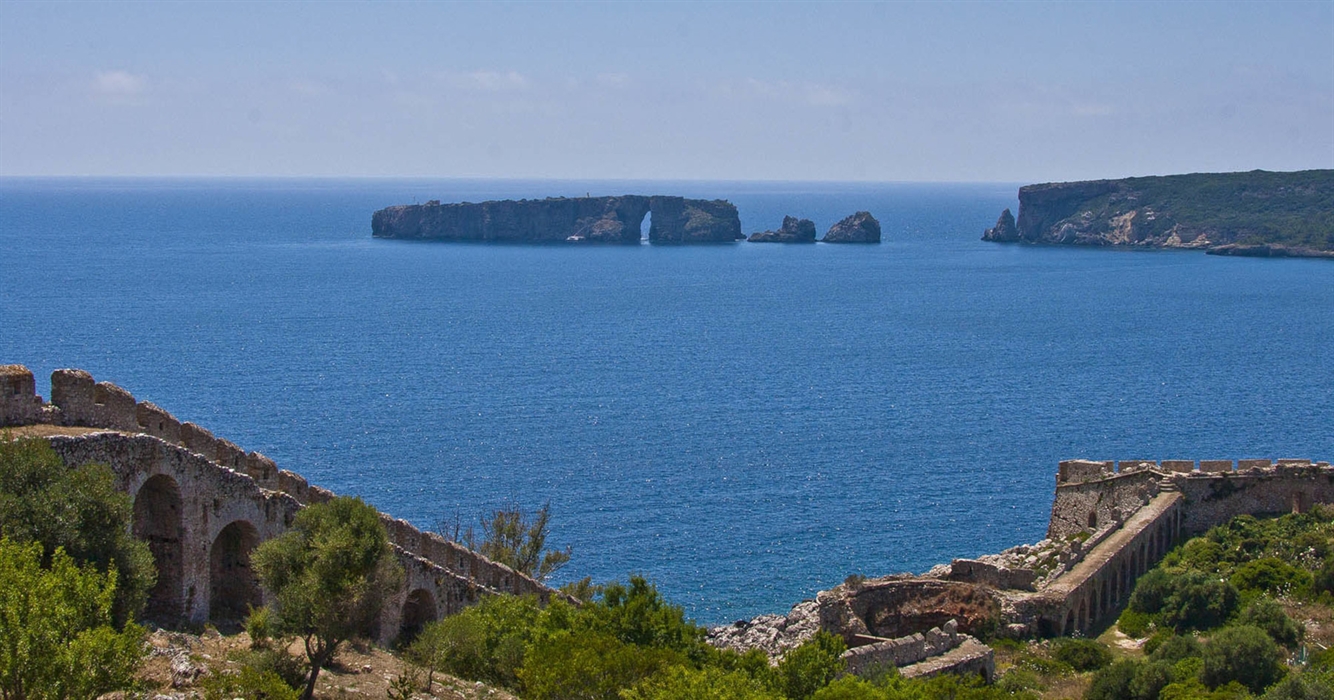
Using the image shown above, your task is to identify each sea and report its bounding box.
[1,178,1331,625]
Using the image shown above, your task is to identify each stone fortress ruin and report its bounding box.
[2,363,1330,679]
[0,364,555,645]
[711,462,1333,680]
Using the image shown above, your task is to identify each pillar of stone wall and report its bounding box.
[0,365,42,427]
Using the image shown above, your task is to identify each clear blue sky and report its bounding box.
[1,0,1331,181]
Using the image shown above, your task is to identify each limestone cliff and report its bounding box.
[371,195,742,244]
[983,170,1334,255]
[748,215,817,243]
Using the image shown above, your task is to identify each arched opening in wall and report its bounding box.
[399,588,437,644]
[1088,512,1098,529]
[1064,609,1076,637]
[134,475,184,623]
[210,520,262,627]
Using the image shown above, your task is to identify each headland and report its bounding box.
[983,169,1334,257]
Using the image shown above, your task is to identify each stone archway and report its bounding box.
[210,520,262,624]
[399,588,437,644]
[134,474,184,623]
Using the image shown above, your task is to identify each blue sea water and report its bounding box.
[1,178,1331,625]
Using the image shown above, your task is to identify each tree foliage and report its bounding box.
[0,538,144,699]
[252,496,404,700]
[448,502,571,583]
[1200,625,1286,694]
[0,437,155,626]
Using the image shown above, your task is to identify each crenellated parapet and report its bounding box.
[1,363,559,644]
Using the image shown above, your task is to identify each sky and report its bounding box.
[1,1,1331,182]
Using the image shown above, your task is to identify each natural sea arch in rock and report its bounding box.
[134,474,185,623]
[210,520,263,623]
[400,588,438,643]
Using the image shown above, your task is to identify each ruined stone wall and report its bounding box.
[1,365,556,644]
[1034,457,1332,636]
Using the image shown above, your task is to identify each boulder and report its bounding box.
[748,215,817,243]
[822,211,881,243]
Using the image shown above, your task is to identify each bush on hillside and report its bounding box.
[621,664,782,700]
[1160,571,1240,632]
[773,631,847,700]
[1239,596,1303,648]
[0,437,155,625]
[0,538,145,698]
[1231,558,1313,595]
[1051,638,1112,672]
[1201,625,1285,694]
[1148,633,1203,664]
[1261,674,1334,700]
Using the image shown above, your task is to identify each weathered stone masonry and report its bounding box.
[0,364,556,645]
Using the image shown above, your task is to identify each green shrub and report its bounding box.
[246,605,274,648]
[1119,609,1153,638]
[1261,674,1334,700]
[1128,569,1175,614]
[1240,597,1303,648]
[1201,625,1285,693]
[1160,571,1240,632]
[773,631,846,700]
[0,538,145,699]
[1051,638,1112,672]
[406,593,543,688]
[580,576,710,662]
[1148,633,1203,664]
[1087,660,1142,700]
[226,648,306,692]
[622,665,782,700]
[1231,558,1313,595]
[1129,660,1175,700]
[1012,650,1074,677]
[0,437,156,626]
[1313,558,1334,597]
[200,666,300,700]
[517,629,680,700]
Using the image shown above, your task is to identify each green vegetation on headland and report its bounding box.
[983,169,1334,256]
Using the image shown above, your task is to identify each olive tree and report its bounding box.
[252,496,404,700]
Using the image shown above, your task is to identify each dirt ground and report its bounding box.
[131,628,516,700]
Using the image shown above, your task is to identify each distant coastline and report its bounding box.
[982,169,1334,258]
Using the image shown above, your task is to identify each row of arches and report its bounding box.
[1060,504,1185,637]
[129,472,438,642]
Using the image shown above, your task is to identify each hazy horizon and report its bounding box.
[2,1,1331,182]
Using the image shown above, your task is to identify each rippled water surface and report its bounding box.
[2,178,1331,623]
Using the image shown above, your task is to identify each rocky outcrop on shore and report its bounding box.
[982,170,1334,256]
[371,195,743,244]
[747,216,817,243]
[821,211,881,243]
[707,600,821,659]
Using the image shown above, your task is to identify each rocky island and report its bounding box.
[822,211,882,243]
[983,169,1334,257]
[371,195,743,244]
[747,215,817,243]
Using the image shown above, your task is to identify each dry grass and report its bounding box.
[1,424,117,438]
